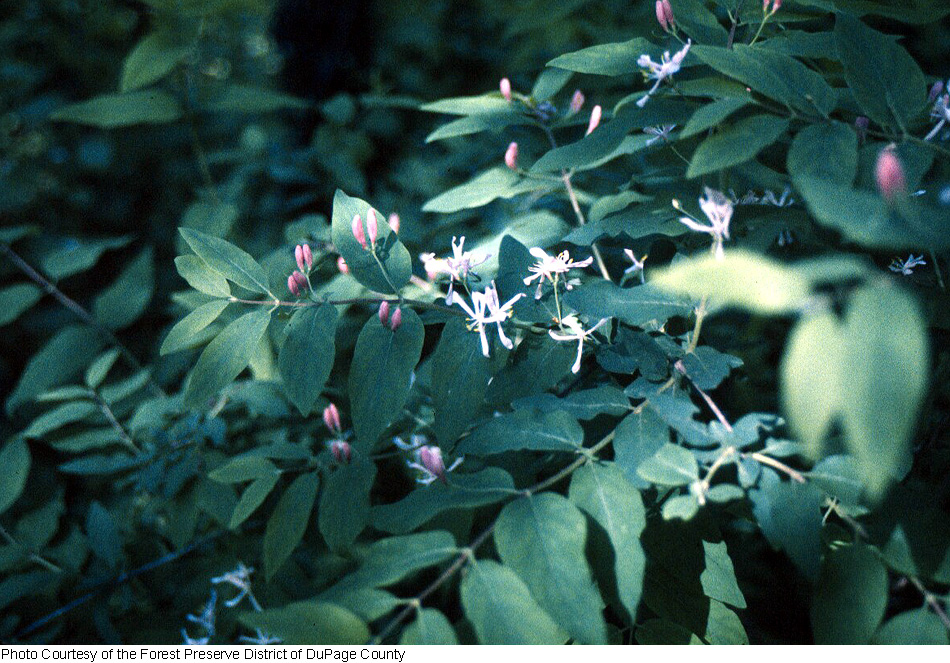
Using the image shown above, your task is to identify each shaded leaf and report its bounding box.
[278,305,337,416]
[263,472,320,580]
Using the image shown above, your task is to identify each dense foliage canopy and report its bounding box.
[2,0,950,645]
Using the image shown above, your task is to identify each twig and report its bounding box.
[88,388,140,454]
[908,576,950,632]
[747,452,806,483]
[0,243,165,398]
[0,524,63,574]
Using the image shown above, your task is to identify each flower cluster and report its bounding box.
[394,435,464,485]
[678,187,733,260]
[890,254,927,276]
[636,40,691,108]
[523,248,593,299]
[453,282,524,357]
[420,236,490,304]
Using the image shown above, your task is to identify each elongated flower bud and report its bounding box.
[329,440,351,464]
[352,214,367,249]
[302,244,313,269]
[295,244,306,272]
[662,0,674,26]
[419,445,446,482]
[337,256,349,274]
[388,213,400,234]
[389,307,403,331]
[323,403,342,434]
[875,146,906,202]
[366,209,379,247]
[656,1,669,31]
[500,77,512,102]
[287,274,301,296]
[379,300,390,326]
[569,90,585,114]
[505,142,519,170]
[929,80,945,104]
[586,105,602,136]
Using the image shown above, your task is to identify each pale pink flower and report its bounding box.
[586,105,602,136]
[500,77,512,102]
[875,146,906,202]
[679,187,733,260]
[636,40,691,108]
[505,141,519,170]
[524,248,593,298]
[569,89,585,114]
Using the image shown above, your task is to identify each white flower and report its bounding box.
[420,236,490,304]
[679,187,733,260]
[239,629,283,645]
[524,248,593,298]
[549,315,609,374]
[453,281,525,357]
[925,92,950,142]
[211,562,260,610]
[644,124,676,145]
[181,630,210,646]
[185,590,217,637]
[636,40,691,108]
[889,254,927,276]
[622,249,647,284]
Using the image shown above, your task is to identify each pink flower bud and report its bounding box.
[366,209,379,247]
[379,300,390,326]
[569,90,585,114]
[329,440,351,464]
[337,256,349,274]
[419,445,446,482]
[875,146,906,202]
[662,0,674,26]
[929,80,945,104]
[389,307,402,331]
[352,214,367,249]
[288,270,307,296]
[302,244,313,269]
[287,274,301,296]
[505,142,519,170]
[323,403,342,434]
[656,1,669,31]
[295,244,306,272]
[500,77,512,102]
[388,213,400,234]
[586,105,602,136]
[773,0,782,10]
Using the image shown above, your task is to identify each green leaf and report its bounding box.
[674,0,730,45]
[50,90,183,127]
[563,282,693,329]
[181,200,241,236]
[85,501,122,569]
[807,455,865,505]
[531,67,573,101]
[400,608,458,645]
[173,255,231,298]
[23,401,97,439]
[680,98,751,139]
[681,346,743,391]
[228,474,279,530]
[340,531,458,588]
[319,458,376,552]
[750,469,823,580]
[691,45,836,116]
[687,114,789,178]
[840,285,927,498]
[787,121,858,185]
[812,544,888,644]
[661,494,701,521]
[637,444,699,487]
[372,468,515,535]
[120,31,192,92]
[422,168,528,214]
[653,250,810,315]
[0,439,30,516]
[513,385,630,421]
[546,38,654,75]
[456,409,583,456]
[7,325,105,416]
[873,609,950,645]
[179,227,270,295]
[431,317,492,446]
[41,235,132,281]
[613,408,670,489]
[203,84,310,113]
[184,309,271,408]
[0,284,42,326]
[636,619,703,645]
[834,13,926,130]
[426,111,532,143]
[421,94,510,115]
[700,541,746,609]
[208,456,278,483]
[331,190,412,294]
[316,587,400,623]
[239,602,368,645]
[160,300,231,356]
[704,599,749,645]
[278,305,337,416]
[263,472,320,580]
[461,560,568,644]
[348,309,423,448]
[92,247,154,331]
[781,312,844,457]
[85,348,122,388]
[569,463,646,622]
[494,493,608,644]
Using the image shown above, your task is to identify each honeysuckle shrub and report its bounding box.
[2,0,950,645]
